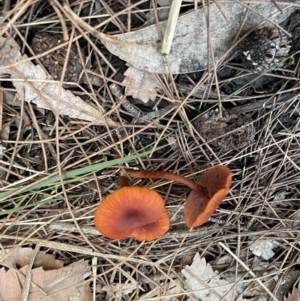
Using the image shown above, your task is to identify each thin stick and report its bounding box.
[50,0,69,42]
[160,0,182,54]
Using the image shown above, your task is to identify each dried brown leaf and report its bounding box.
[0,248,64,270]
[0,267,22,301]
[0,260,92,301]
[284,285,300,301]
[0,37,115,125]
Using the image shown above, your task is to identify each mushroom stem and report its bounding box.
[125,169,202,194]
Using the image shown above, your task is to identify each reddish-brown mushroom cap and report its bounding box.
[130,208,170,241]
[184,165,232,228]
[94,186,170,241]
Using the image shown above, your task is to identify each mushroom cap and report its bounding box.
[94,186,170,241]
[130,208,170,241]
[184,165,232,228]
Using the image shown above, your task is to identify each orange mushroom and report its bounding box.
[125,165,232,228]
[184,165,232,228]
[94,186,170,241]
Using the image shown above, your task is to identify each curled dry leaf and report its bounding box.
[0,37,115,125]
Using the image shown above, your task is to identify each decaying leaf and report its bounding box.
[0,260,92,301]
[249,240,276,260]
[100,2,295,73]
[122,66,162,103]
[0,37,115,125]
[284,285,300,301]
[182,252,243,301]
[0,248,64,270]
[0,268,22,300]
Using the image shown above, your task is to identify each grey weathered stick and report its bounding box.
[160,0,182,54]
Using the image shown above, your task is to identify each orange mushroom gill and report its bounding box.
[125,165,232,228]
[94,186,170,241]
[184,165,232,228]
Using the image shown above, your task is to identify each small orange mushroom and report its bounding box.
[126,165,232,228]
[94,186,170,241]
[184,165,232,228]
